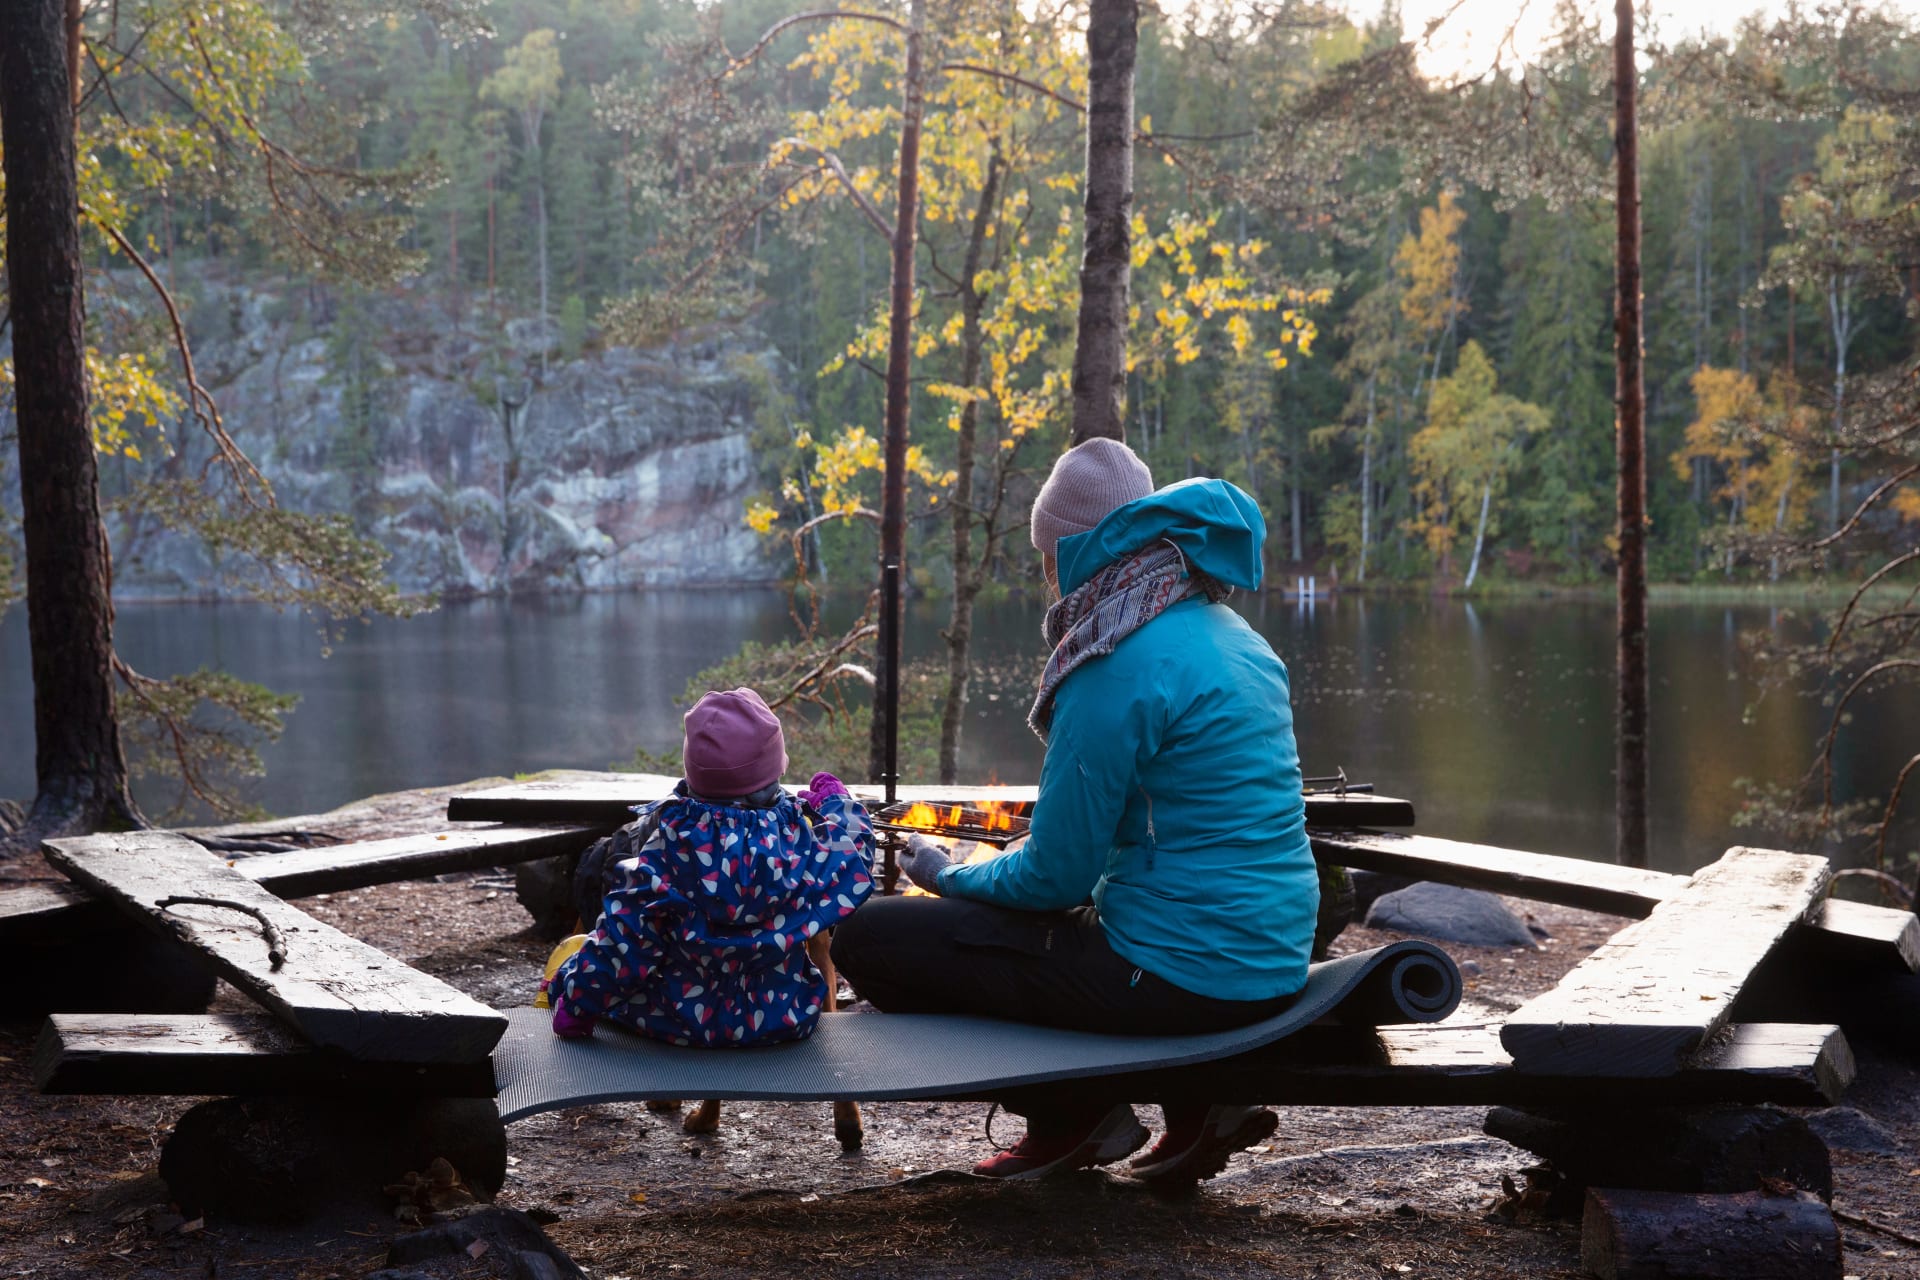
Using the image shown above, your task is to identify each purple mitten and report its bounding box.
[551,1003,596,1040]
[800,771,849,807]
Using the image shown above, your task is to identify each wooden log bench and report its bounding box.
[32,1012,1852,1112]
[2,821,609,944]
[45,832,509,1063]
[444,773,1422,830]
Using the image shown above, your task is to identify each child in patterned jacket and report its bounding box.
[546,687,875,1047]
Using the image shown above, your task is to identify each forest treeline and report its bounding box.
[59,0,1920,595]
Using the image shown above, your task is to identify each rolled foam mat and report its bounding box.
[494,939,1459,1122]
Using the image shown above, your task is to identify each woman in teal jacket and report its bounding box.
[832,439,1321,1184]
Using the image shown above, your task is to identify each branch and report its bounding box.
[92,218,271,507]
[789,506,881,564]
[1808,460,1920,550]
[1874,752,1920,888]
[1818,659,1920,821]
[939,63,1085,114]
[774,137,890,240]
[725,10,907,76]
[1826,547,1920,660]
[766,622,880,712]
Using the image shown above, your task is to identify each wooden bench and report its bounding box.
[45,832,508,1064]
[2,822,609,946]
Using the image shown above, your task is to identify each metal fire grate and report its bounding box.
[873,800,1033,848]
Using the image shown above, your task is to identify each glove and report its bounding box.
[897,834,952,895]
[551,1002,597,1040]
[799,771,849,806]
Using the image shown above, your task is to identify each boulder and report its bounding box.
[386,1206,586,1280]
[1804,1106,1904,1157]
[1364,881,1539,949]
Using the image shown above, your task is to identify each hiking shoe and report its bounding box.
[973,1105,1150,1180]
[1130,1105,1278,1185]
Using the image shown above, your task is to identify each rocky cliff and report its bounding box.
[48,273,789,597]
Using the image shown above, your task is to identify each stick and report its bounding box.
[157,895,288,970]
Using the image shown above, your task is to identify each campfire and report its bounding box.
[874,798,1031,848]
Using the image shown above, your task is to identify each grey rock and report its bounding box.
[1806,1106,1905,1156]
[7,270,790,599]
[1348,869,1417,919]
[1364,881,1539,950]
[0,799,23,836]
[387,1206,585,1279]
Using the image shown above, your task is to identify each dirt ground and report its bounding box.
[2,792,1917,1278]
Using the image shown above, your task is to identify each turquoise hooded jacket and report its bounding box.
[937,478,1320,1001]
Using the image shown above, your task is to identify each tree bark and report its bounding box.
[938,151,1003,786]
[867,0,926,788]
[1067,0,1137,446]
[1464,481,1492,589]
[1,0,145,841]
[1358,376,1374,583]
[1613,0,1651,870]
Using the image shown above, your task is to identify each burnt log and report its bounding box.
[159,1095,506,1224]
[1582,1188,1842,1280]
[1485,1105,1832,1210]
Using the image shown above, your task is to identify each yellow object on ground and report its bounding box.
[534,934,589,1009]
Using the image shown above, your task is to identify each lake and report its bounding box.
[0,590,1907,876]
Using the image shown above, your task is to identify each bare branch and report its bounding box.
[91,218,271,506]
[1809,460,1920,550]
[725,10,906,76]
[774,137,891,240]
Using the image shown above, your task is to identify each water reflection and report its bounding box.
[0,591,1909,875]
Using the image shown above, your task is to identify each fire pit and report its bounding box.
[873,799,1032,848]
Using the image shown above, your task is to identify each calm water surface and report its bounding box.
[0,591,1906,875]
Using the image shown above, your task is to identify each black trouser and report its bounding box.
[830,895,1296,1136]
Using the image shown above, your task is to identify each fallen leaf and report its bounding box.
[178,1218,204,1235]
[24,1178,51,1189]
[467,1239,490,1259]
[629,1192,648,1205]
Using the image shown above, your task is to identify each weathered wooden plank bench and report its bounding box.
[45,832,508,1063]
[2,822,608,944]
[444,774,1421,830]
[32,1012,1850,1112]
[1501,847,1834,1077]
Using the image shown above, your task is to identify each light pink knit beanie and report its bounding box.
[1029,438,1155,559]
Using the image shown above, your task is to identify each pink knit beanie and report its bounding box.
[683,688,788,798]
[1030,438,1155,559]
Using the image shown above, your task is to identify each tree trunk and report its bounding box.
[1,0,145,841]
[528,111,549,378]
[938,151,1003,786]
[867,0,926,789]
[1358,376,1374,583]
[1613,0,1651,870]
[1826,277,1850,537]
[1464,481,1493,589]
[1067,0,1137,446]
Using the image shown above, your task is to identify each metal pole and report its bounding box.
[880,558,902,892]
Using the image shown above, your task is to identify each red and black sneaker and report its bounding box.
[972,1105,1151,1181]
[1130,1104,1278,1186]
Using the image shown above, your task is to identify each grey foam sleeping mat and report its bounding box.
[494,939,1460,1123]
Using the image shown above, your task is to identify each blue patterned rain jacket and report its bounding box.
[551,782,875,1047]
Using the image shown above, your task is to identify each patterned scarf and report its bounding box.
[1028,540,1231,741]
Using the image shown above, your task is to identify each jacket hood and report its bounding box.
[1055,477,1267,596]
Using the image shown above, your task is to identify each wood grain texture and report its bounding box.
[45,832,505,1063]
[446,775,1415,829]
[1315,830,1918,974]
[32,1012,497,1097]
[1502,847,1832,1077]
[1,823,603,944]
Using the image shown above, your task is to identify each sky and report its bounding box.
[1392,0,1917,79]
